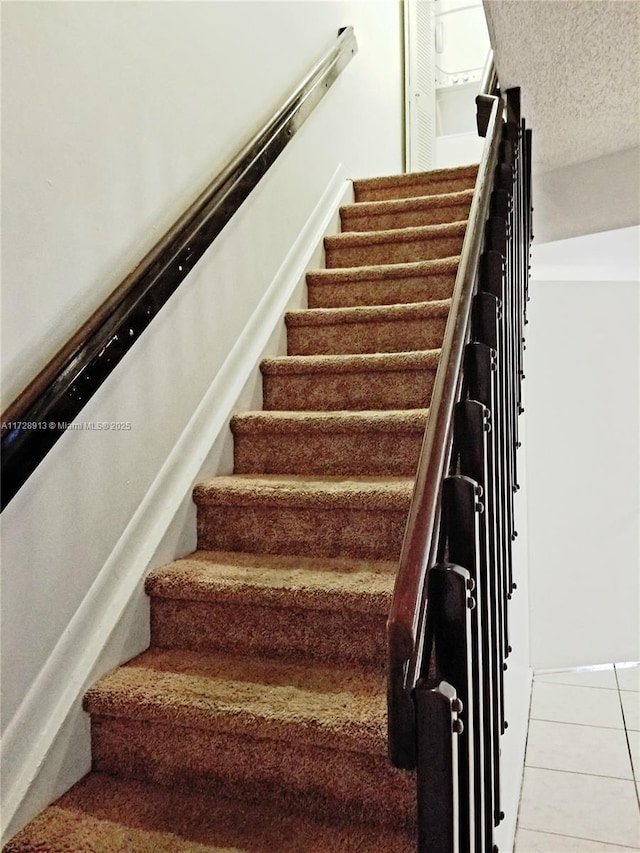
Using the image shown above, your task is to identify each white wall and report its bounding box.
[434,130,484,168]
[526,227,640,670]
[1,0,404,834]
[495,422,533,853]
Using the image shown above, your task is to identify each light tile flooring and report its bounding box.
[514,663,640,852]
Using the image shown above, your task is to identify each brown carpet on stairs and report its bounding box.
[306,257,459,308]
[285,299,451,356]
[231,409,429,476]
[2,774,416,853]
[353,163,478,201]
[324,221,467,268]
[260,349,441,412]
[4,163,477,853]
[340,188,473,232]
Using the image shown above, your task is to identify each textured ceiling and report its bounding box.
[484,0,640,242]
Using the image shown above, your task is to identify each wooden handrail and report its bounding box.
[387,93,504,768]
[479,49,498,99]
[1,27,358,511]
[476,50,499,137]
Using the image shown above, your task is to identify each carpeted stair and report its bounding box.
[4,163,477,853]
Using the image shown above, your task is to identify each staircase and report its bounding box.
[4,163,478,853]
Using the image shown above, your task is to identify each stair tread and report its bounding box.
[146,549,396,612]
[306,255,460,283]
[325,219,467,249]
[193,473,414,509]
[3,772,414,853]
[354,163,478,192]
[84,647,388,756]
[261,348,440,375]
[232,407,428,434]
[285,298,450,327]
[341,187,473,217]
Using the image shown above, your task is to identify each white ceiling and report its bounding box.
[484,0,640,243]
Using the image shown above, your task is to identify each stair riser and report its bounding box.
[286,315,448,356]
[341,202,470,232]
[234,430,423,476]
[150,599,388,666]
[196,504,409,560]
[354,176,476,202]
[91,717,416,831]
[262,367,437,411]
[307,273,456,308]
[325,234,464,268]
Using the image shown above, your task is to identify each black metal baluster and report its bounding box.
[491,152,517,602]
[427,562,477,853]
[441,476,487,853]
[485,178,516,625]
[454,397,499,847]
[514,119,525,426]
[463,339,504,829]
[407,85,533,853]
[478,254,510,679]
[524,128,533,313]
[416,676,463,853]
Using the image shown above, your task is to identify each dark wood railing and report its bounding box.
[387,92,504,766]
[387,74,532,852]
[0,27,358,511]
[476,50,499,137]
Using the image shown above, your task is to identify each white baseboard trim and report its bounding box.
[1,163,352,843]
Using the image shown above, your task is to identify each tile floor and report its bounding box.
[514,663,640,852]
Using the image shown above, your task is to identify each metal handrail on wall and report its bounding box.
[387,58,532,852]
[1,26,358,511]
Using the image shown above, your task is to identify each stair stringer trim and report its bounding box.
[0,163,353,845]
